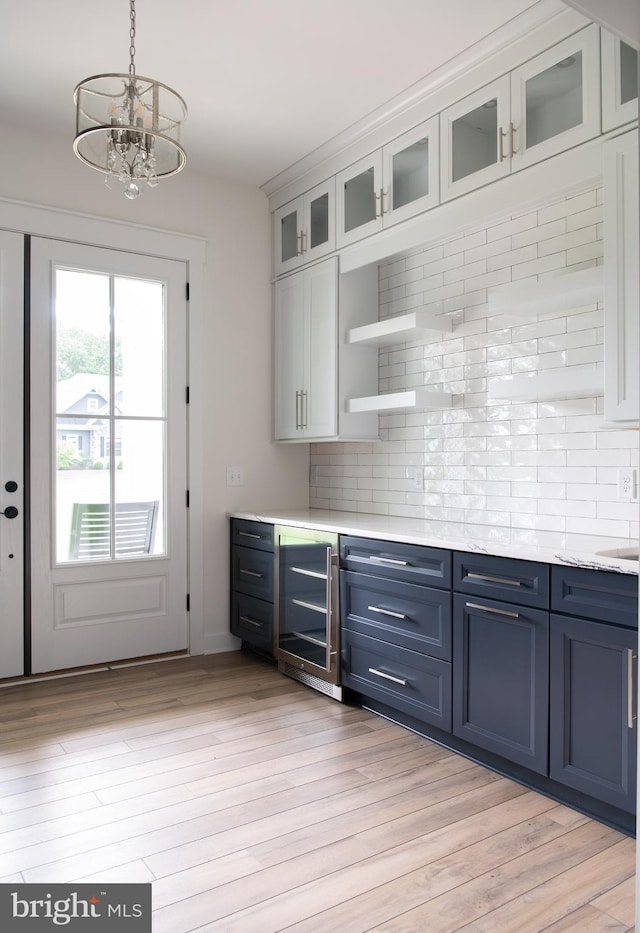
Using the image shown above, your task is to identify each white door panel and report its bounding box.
[0,231,24,677]
[30,238,188,673]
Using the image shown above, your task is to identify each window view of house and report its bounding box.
[54,269,166,562]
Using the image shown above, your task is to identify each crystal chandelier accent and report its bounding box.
[73,0,187,199]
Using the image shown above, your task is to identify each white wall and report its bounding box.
[310,184,639,544]
[0,121,309,655]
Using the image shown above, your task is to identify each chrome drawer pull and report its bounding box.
[628,649,637,729]
[468,572,521,587]
[292,598,327,615]
[240,569,263,578]
[239,531,261,540]
[367,605,407,621]
[239,615,262,628]
[368,556,408,566]
[465,601,519,619]
[368,668,407,687]
[291,566,327,580]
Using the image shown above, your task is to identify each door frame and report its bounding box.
[0,196,207,657]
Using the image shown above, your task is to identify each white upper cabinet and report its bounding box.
[603,130,639,424]
[441,25,601,202]
[336,117,439,248]
[273,179,335,276]
[601,32,639,133]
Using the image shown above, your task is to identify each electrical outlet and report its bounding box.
[410,467,424,491]
[617,468,638,501]
[226,466,244,486]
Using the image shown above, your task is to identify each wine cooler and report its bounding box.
[274,525,342,700]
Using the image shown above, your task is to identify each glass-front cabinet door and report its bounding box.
[382,116,440,226]
[274,526,340,685]
[440,76,511,201]
[601,31,639,132]
[510,24,600,171]
[273,179,335,276]
[336,152,383,248]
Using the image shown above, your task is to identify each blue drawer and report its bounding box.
[231,518,274,552]
[231,545,274,602]
[342,628,451,732]
[453,551,549,609]
[551,565,638,629]
[340,536,451,589]
[341,570,451,661]
[231,591,274,652]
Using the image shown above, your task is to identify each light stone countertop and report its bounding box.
[229,508,639,575]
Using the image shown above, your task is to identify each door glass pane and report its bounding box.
[55,268,166,563]
[620,41,639,106]
[115,420,164,555]
[115,277,164,416]
[278,533,330,670]
[452,100,498,182]
[393,137,429,209]
[343,168,376,232]
[526,50,583,149]
[309,192,329,249]
[280,210,299,262]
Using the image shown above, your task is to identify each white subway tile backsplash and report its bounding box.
[308,185,638,539]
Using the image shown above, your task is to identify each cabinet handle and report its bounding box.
[239,531,261,540]
[499,126,509,162]
[297,231,304,256]
[302,390,308,429]
[508,121,517,157]
[239,615,263,628]
[367,605,407,620]
[368,555,408,566]
[381,189,388,215]
[467,572,521,587]
[465,601,519,619]
[240,569,264,578]
[301,230,307,253]
[295,389,302,430]
[368,667,407,687]
[628,649,637,729]
[374,189,382,219]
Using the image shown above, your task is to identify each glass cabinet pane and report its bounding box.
[620,42,639,106]
[277,533,330,670]
[309,191,329,250]
[343,168,376,233]
[280,209,299,263]
[452,100,498,182]
[392,137,429,210]
[526,51,583,149]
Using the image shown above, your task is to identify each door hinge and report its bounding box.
[186,593,190,611]
[186,490,190,508]
[186,385,190,404]
[186,282,190,301]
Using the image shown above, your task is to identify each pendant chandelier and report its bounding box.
[73,0,187,200]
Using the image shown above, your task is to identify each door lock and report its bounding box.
[4,481,17,493]
[1,506,18,519]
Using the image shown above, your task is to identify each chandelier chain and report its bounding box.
[129,0,136,75]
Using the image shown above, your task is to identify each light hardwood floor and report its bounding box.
[0,651,635,932]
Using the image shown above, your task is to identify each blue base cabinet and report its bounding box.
[230,519,275,655]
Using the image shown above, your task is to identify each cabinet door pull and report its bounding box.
[499,126,506,162]
[300,230,307,254]
[240,569,264,578]
[297,231,304,256]
[368,667,407,687]
[465,601,519,619]
[295,390,301,430]
[628,649,637,729]
[508,121,517,156]
[239,531,261,540]
[367,605,407,620]
[381,189,388,215]
[239,615,263,628]
[368,555,408,566]
[374,189,382,219]
[302,390,308,429]
[468,572,521,587]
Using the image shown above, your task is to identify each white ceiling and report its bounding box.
[2,0,556,188]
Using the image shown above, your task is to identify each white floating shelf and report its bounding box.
[346,388,453,413]
[488,267,603,318]
[488,366,604,401]
[346,310,452,346]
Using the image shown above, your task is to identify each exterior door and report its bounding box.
[29,238,189,673]
[0,231,24,677]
